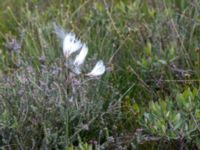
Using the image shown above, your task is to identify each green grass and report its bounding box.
[0,0,200,149]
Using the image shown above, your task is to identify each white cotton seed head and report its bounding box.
[86,60,106,77]
[63,32,82,58]
[74,44,88,67]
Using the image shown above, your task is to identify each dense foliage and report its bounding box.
[0,0,200,149]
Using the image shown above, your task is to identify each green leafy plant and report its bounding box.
[141,88,200,148]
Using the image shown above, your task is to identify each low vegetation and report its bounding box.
[0,0,200,149]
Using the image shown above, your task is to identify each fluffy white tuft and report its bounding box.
[86,60,105,77]
[73,44,88,67]
[63,32,82,58]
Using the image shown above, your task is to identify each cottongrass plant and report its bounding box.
[54,25,106,107]
[53,26,117,147]
[62,32,105,76]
